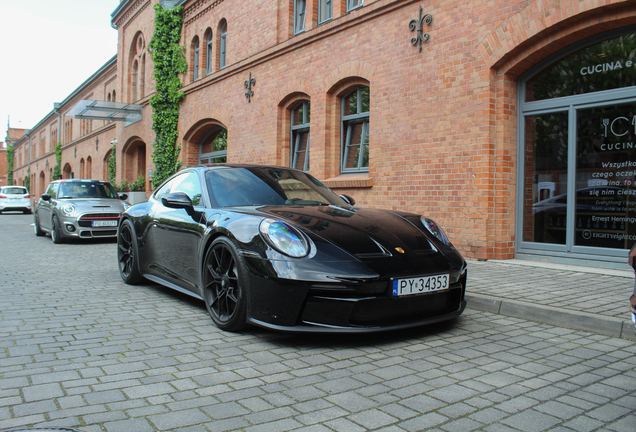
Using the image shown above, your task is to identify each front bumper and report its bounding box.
[60,212,121,239]
[244,257,467,333]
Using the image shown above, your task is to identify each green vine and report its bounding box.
[52,142,62,180]
[6,143,14,185]
[148,3,187,189]
[108,141,117,183]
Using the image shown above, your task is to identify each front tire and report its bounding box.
[34,214,45,236]
[51,215,64,244]
[117,219,143,285]
[203,237,248,332]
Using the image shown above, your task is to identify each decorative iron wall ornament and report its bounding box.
[409,6,433,52]
[244,72,256,103]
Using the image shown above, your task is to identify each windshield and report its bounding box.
[58,182,119,199]
[205,167,347,208]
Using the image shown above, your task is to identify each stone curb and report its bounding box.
[466,293,636,342]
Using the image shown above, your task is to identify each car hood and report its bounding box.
[256,205,445,260]
[58,198,127,213]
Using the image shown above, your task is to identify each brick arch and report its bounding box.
[276,80,313,107]
[276,89,312,167]
[121,136,147,185]
[323,61,376,91]
[479,0,636,77]
[182,116,229,167]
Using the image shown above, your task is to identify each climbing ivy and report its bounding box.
[108,141,117,183]
[52,142,62,180]
[6,143,14,185]
[148,3,187,188]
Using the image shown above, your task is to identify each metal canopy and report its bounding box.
[67,100,143,126]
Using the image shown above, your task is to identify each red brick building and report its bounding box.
[8,0,636,266]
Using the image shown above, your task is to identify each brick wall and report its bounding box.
[12,0,636,260]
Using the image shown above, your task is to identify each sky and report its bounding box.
[0,0,121,135]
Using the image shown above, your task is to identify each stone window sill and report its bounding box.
[322,173,372,189]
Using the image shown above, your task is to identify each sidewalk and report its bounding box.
[465,258,636,341]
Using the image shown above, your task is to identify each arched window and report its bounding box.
[294,0,306,35]
[205,30,213,75]
[133,60,139,101]
[129,32,145,103]
[290,100,310,171]
[347,0,363,12]
[341,86,370,172]
[192,36,200,81]
[86,156,92,179]
[199,128,227,164]
[219,21,227,69]
[518,30,636,255]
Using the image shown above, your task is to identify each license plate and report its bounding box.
[392,274,449,297]
[92,220,118,227]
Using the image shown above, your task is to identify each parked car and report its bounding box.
[0,185,32,214]
[34,179,131,243]
[117,164,467,333]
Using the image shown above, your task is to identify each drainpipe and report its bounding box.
[25,129,31,191]
[53,102,62,144]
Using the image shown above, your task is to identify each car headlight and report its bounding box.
[259,219,310,258]
[60,204,76,217]
[421,217,451,246]
[122,202,132,210]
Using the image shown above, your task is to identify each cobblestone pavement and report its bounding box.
[1,213,635,432]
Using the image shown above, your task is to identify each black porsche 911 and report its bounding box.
[117,164,467,333]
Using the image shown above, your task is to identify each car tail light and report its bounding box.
[24,194,30,198]
[0,195,6,199]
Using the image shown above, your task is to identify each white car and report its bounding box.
[0,186,32,214]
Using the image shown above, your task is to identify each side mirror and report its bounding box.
[41,193,51,202]
[339,194,355,206]
[119,193,128,201]
[162,192,194,211]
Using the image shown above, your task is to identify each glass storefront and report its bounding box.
[519,29,636,260]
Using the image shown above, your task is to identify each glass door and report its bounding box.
[575,103,636,249]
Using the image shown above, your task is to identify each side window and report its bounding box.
[170,172,204,206]
[46,183,59,199]
[154,177,176,201]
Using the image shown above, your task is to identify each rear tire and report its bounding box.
[117,219,144,285]
[51,215,64,244]
[203,237,248,332]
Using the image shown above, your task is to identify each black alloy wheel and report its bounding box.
[51,215,64,244]
[117,219,143,284]
[203,237,248,331]
[34,214,45,236]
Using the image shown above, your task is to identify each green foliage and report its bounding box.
[129,174,146,192]
[6,143,14,185]
[25,167,30,191]
[52,142,62,180]
[149,3,187,189]
[113,179,129,193]
[108,141,117,183]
